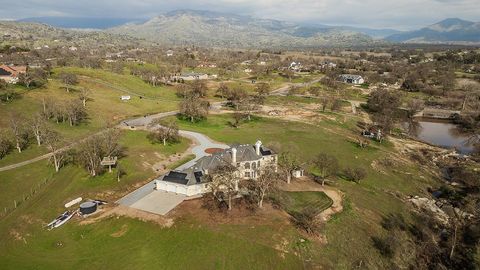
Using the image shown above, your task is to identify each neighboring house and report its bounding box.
[339,74,365,84]
[166,50,174,57]
[120,95,131,101]
[175,72,209,81]
[320,61,337,69]
[289,61,303,72]
[244,68,252,73]
[0,65,27,84]
[155,140,278,196]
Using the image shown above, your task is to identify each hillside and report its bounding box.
[0,21,146,47]
[386,18,480,44]
[107,10,381,48]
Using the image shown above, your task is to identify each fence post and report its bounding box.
[14,200,17,209]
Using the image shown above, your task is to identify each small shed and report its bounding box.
[292,169,305,178]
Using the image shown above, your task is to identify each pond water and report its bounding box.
[405,119,476,155]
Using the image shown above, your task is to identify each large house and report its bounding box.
[155,141,277,196]
[0,65,27,84]
[339,74,365,84]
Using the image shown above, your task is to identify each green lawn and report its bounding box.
[280,191,333,216]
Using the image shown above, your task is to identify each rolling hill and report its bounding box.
[107,10,381,48]
[386,18,480,44]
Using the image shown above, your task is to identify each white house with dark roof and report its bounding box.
[155,140,277,196]
[339,74,365,84]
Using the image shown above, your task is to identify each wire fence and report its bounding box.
[0,173,55,220]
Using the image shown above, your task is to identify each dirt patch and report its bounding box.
[110,224,128,237]
[9,229,27,243]
[171,197,291,227]
[79,205,174,228]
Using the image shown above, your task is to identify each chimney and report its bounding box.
[231,148,237,164]
[255,140,262,156]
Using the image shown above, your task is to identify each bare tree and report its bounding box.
[77,136,103,177]
[29,113,46,146]
[179,95,209,123]
[344,167,367,183]
[66,100,87,126]
[100,129,122,158]
[206,165,241,211]
[312,153,339,186]
[216,83,231,99]
[44,130,66,172]
[228,87,248,110]
[78,88,91,107]
[319,96,330,112]
[0,133,12,159]
[9,114,29,153]
[59,72,78,93]
[246,165,280,208]
[278,151,301,184]
[148,120,179,145]
[255,82,271,96]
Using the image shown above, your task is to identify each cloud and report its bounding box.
[0,0,478,29]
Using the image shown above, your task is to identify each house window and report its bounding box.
[245,172,251,178]
[257,161,260,167]
[245,162,250,169]
[252,162,257,170]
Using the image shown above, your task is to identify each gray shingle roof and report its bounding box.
[160,143,275,186]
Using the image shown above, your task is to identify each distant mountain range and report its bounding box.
[10,12,480,47]
[386,18,480,44]
[106,10,380,48]
[18,17,144,30]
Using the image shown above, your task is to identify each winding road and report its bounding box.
[0,75,323,173]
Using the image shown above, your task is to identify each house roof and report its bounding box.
[339,74,363,80]
[193,144,274,172]
[161,169,204,186]
[161,143,275,186]
[0,65,27,77]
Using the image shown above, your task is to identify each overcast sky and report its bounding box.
[1,0,479,30]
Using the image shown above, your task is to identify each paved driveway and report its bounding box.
[129,191,187,215]
[117,122,228,215]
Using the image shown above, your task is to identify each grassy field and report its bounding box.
[160,113,438,268]
[0,79,440,269]
[0,130,189,216]
[0,129,303,269]
[0,68,180,167]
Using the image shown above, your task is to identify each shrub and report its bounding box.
[344,167,367,183]
[371,235,397,258]
[291,208,321,235]
[0,136,13,159]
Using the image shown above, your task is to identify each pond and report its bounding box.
[404,119,476,155]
